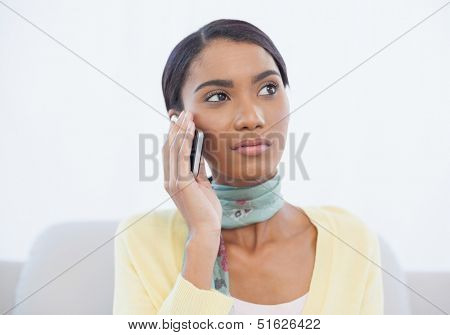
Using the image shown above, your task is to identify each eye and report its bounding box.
[258,81,279,96]
[205,90,230,103]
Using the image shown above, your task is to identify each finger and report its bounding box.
[169,111,188,193]
[196,153,209,184]
[168,110,184,148]
[164,109,177,188]
[178,116,195,184]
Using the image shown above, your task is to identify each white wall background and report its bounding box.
[0,0,449,274]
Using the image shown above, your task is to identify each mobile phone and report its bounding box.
[170,113,204,177]
[190,129,204,177]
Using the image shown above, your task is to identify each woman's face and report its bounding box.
[179,38,290,186]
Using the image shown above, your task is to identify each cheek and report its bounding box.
[270,93,290,120]
[202,132,224,165]
[266,120,289,155]
[267,97,289,139]
[202,132,235,170]
[194,112,231,134]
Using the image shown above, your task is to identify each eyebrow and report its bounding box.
[193,69,281,93]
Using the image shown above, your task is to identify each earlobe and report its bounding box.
[168,109,182,120]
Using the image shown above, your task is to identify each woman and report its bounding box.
[113,19,383,315]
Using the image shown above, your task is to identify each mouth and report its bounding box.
[231,137,272,156]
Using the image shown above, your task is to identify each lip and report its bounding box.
[231,137,272,156]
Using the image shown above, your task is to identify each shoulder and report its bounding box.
[311,205,380,256]
[306,206,383,313]
[114,208,188,249]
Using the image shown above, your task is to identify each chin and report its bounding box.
[229,166,276,184]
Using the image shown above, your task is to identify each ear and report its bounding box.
[168,109,182,119]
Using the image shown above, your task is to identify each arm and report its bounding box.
[113,230,157,314]
[157,234,234,315]
[157,273,234,315]
[360,233,384,315]
[113,220,234,315]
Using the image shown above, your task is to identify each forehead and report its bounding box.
[185,39,278,88]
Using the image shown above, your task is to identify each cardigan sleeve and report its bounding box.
[113,228,157,315]
[112,215,234,315]
[359,233,384,315]
[157,273,234,315]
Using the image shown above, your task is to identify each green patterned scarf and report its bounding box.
[181,171,284,296]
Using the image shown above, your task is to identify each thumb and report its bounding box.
[195,155,209,184]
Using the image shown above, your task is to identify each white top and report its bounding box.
[229,292,309,315]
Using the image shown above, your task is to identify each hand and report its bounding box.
[163,109,222,239]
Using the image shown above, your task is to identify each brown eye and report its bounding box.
[206,91,229,103]
[258,82,278,96]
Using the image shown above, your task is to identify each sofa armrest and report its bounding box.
[0,260,23,314]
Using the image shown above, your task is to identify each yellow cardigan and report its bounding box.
[113,205,384,315]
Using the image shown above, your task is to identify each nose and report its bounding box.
[233,100,265,130]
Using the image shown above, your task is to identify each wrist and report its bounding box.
[187,231,221,252]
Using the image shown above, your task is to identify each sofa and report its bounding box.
[1,220,449,315]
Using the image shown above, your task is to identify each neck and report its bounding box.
[222,202,287,250]
[210,169,278,187]
[211,169,285,232]
[222,202,311,252]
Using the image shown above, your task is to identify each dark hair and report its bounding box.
[161,19,289,112]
